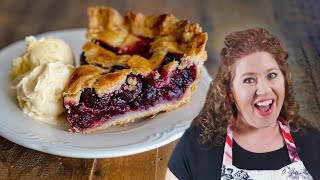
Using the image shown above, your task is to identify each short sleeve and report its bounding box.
[168,126,199,180]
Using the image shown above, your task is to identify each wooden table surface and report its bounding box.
[0,0,319,179]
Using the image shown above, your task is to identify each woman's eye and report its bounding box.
[268,72,277,79]
[243,78,255,84]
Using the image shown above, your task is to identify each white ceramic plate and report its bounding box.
[0,29,212,158]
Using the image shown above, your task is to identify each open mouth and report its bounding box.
[254,99,274,116]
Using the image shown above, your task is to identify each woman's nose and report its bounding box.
[256,79,272,95]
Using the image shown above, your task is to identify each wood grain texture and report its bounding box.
[89,141,177,180]
[90,141,177,180]
[270,0,320,123]
[155,141,178,180]
[0,0,319,179]
[0,138,93,179]
[91,148,157,180]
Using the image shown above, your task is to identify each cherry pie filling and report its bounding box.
[65,39,198,131]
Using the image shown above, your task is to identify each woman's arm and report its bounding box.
[165,168,179,180]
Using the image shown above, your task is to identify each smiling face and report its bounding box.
[231,51,285,129]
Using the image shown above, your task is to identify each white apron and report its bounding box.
[221,118,313,180]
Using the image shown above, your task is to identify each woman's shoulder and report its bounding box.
[181,124,223,150]
[178,125,203,150]
[168,125,224,179]
[291,125,320,155]
[292,126,320,140]
[292,126,320,179]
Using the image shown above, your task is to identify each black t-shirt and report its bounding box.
[168,125,320,180]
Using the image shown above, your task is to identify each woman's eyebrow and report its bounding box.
[267,67,280,72]
[240,72,255,78]
[240,68,280,78]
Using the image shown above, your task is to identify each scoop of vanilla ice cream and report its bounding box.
[11,36,74,80]
[13,62,74,124]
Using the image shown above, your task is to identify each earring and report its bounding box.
[229,93,234,102]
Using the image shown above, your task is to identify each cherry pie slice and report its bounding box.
[63,6,207,133]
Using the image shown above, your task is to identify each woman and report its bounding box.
[166,27,320,179]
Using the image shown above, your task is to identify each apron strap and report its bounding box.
[278,117,301,163]
[222,125,233,166]
[222,117,301,166]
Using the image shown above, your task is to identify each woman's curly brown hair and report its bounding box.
[193,27,317,146]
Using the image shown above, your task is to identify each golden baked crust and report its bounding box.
[64,64,132,102]
[63,6,208,132]
[64,6,207,103]
[86,6,207,60]
[82,42,130,69]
